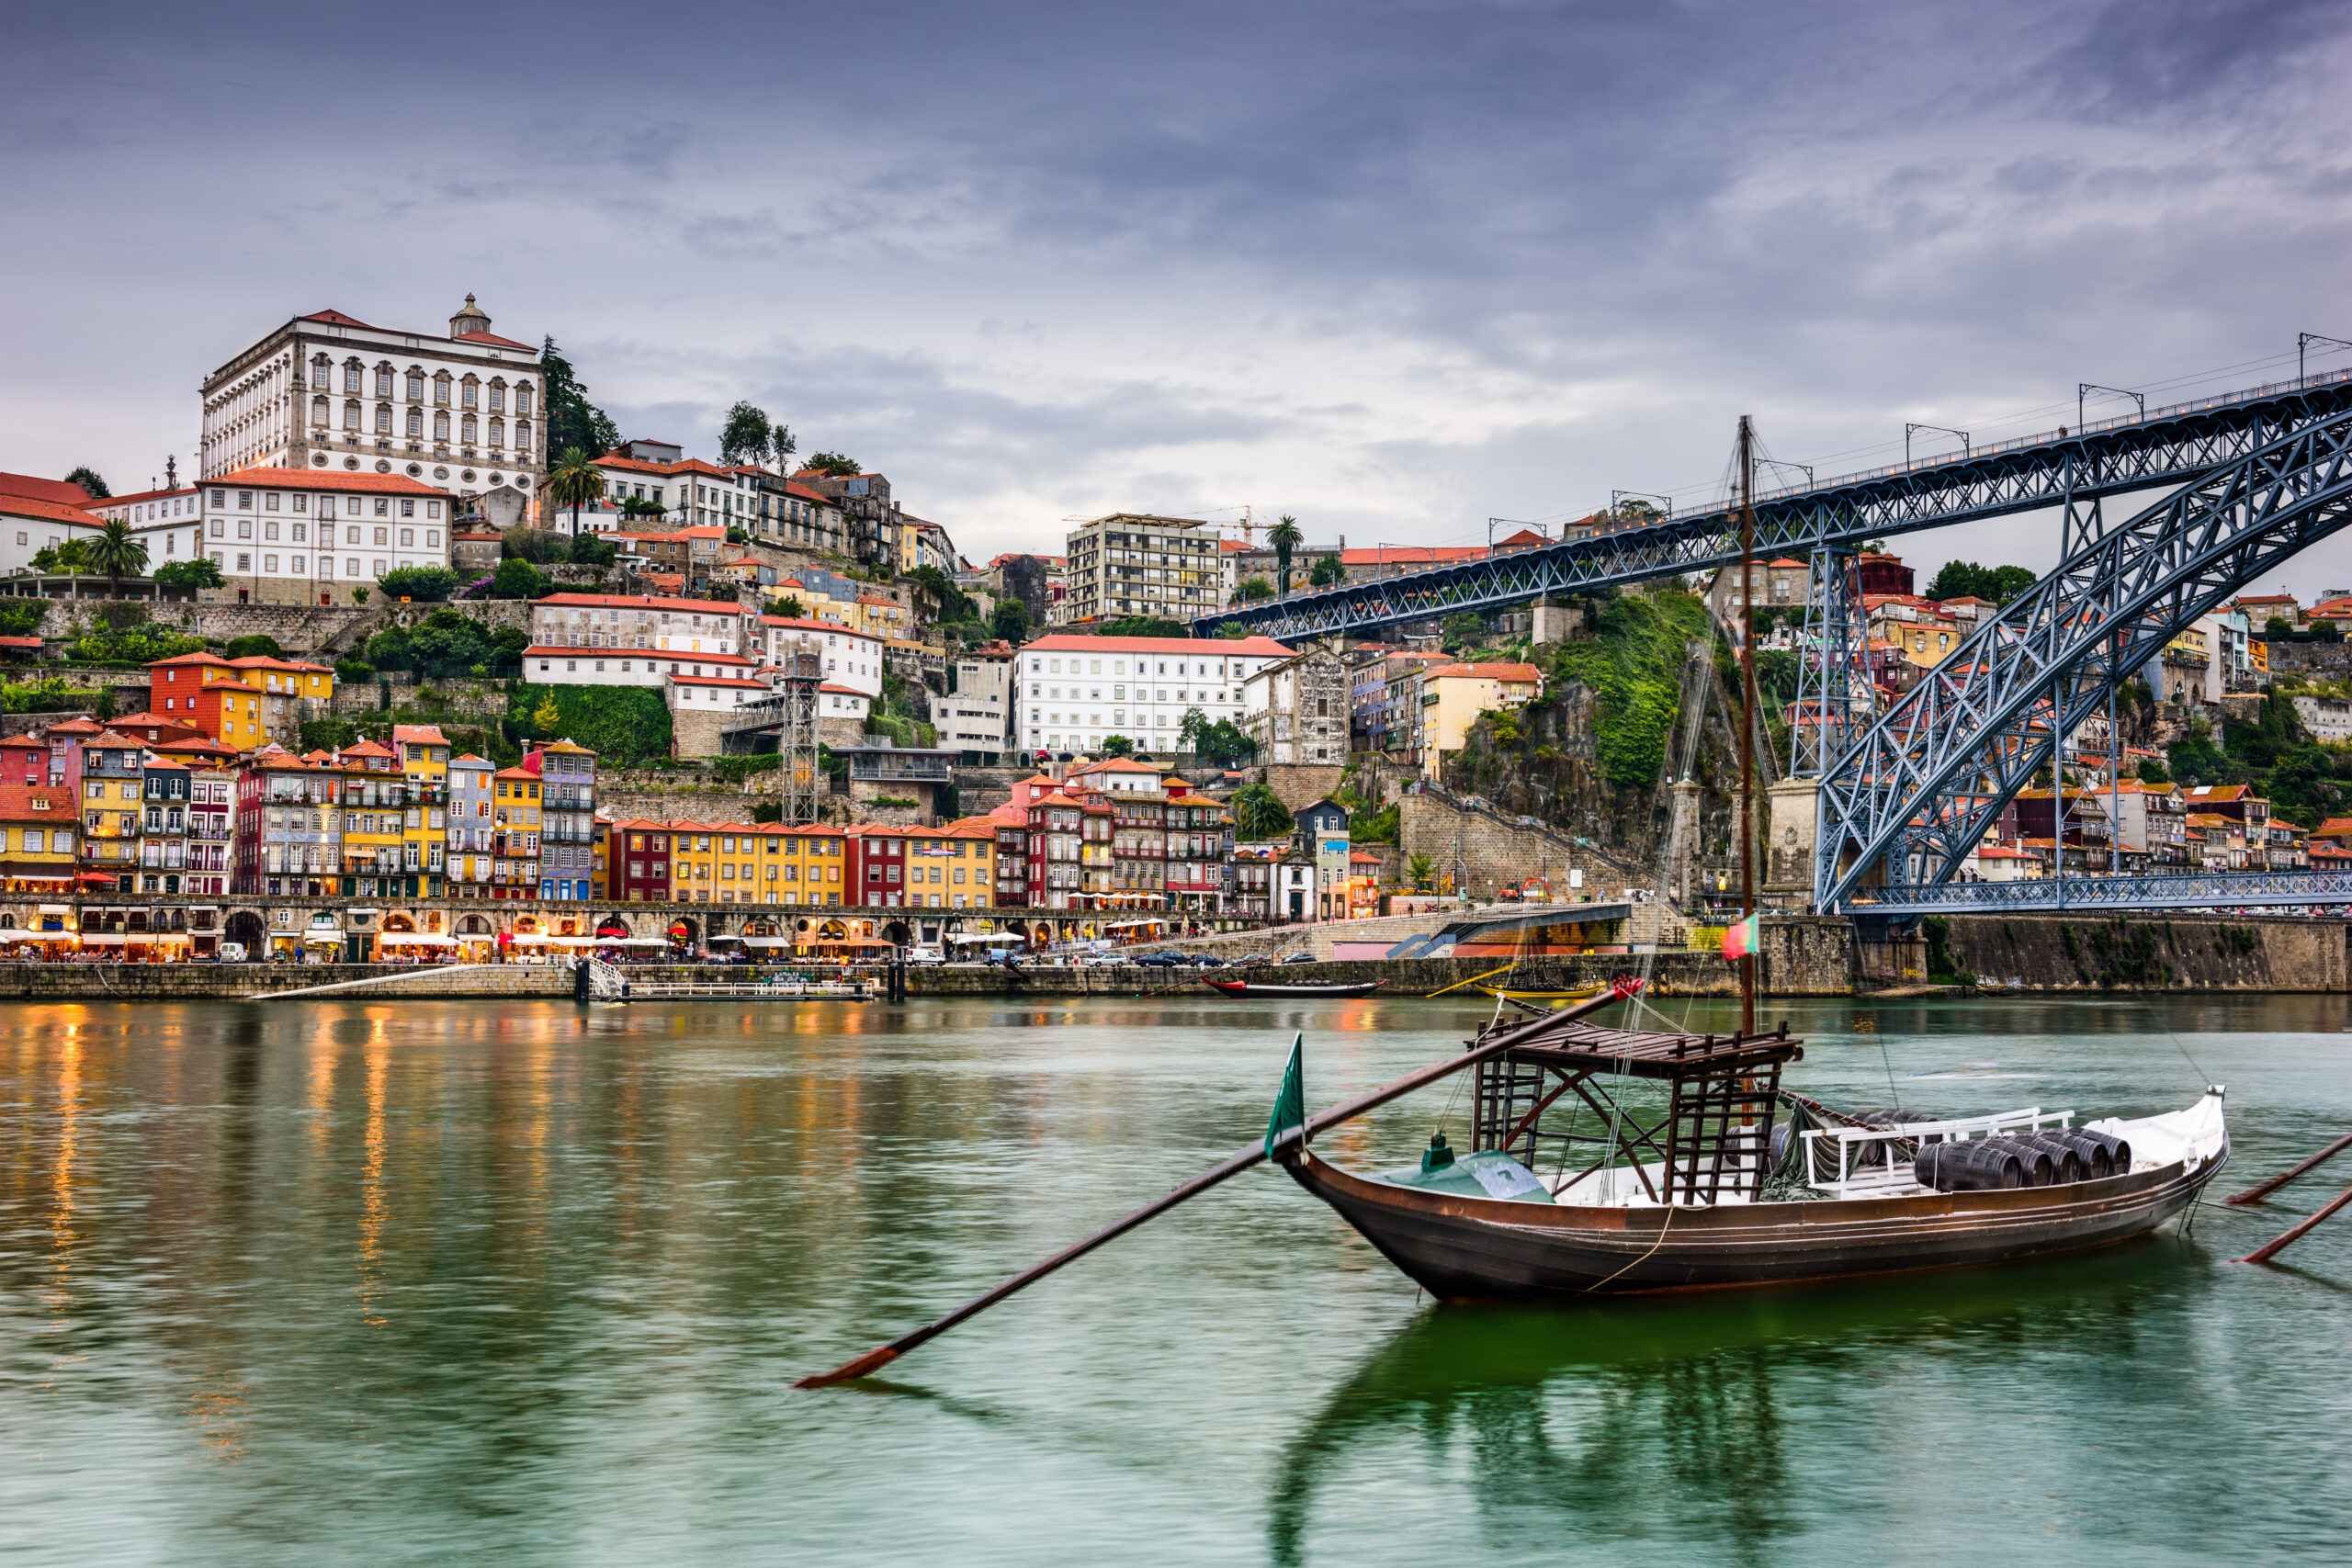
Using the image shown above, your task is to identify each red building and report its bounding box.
[606,818,673,902]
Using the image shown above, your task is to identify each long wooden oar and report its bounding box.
[2225,1130,2352,1205]
[795,976,1646,1389]
[2237,1179,2352,1264]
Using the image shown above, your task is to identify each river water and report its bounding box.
[2,991,2348,1565]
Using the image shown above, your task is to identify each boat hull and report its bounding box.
[1203,979,1386,998]
[1283,1143,2225,1297]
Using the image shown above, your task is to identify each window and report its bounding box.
[291,556,305,574]
[434,412,449,441]
[344,400,361,429]
[516,383,532,414]
[264,555,278,572]
[236,554,251,572]
[406,408,423,436]
[462,380,478,408]
[345,363,361,393]
[489,418,503,447]
[374,499,389,518]
[462,415,477,444]
[434,374,450,405]
[373,560,387,578]
[311,395,329,425]
[490,384,505,412]
[374,528,389,545]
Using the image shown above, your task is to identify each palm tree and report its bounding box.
[1268,514,1304,598]
[86,520,148,600]
[546,446,605,537]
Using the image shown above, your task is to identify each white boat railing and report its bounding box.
[1802,1105,2075,1196]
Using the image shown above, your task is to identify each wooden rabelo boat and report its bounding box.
[1203,977,1385,999]
[1275,1005,2228,1297]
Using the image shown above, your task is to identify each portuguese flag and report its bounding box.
[1721,913,1761,962]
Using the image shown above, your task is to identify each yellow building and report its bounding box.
[492,765,542,894]
[773,825,849,905]
[392,724,452,897]
[854,593,910,640]
[1415,662,1545,778]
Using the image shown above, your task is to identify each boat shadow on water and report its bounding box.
[1265,1235,2211,1565]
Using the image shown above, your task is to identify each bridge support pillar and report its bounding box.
[1766,779,1818,910]
[1666,779,1702,908]
[1531,598,1584,645]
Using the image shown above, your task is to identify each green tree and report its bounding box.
[990,598,1032,644]
[2267,615,2296,639]
[350,586,368,604]
[492,626,530,658]
[802,452,861,477]
[1308,553,1345,588]
[335,660,375,682]
[86,519,148,598]
[502,524,566,564]
[1232,577,1274,604]
[1267,514,1304,598]
[545,446,605,536]
[154,558,224,591]
[1230,783,1292,840]
[619,495,666,521]
[568,531,617,567]
[222,634,284,660]
[532,691,562,733]
[1216,622,1253,639]
[768,422,797,471]
[379,566,461,602]
[766,594,806,620]
[64,466,109,500]
[365,626,413,669]
[540,337,620,459]
[719,403,774,466]
[1101,734,1135,757]
[491,558,551,599]
[1408,852,1434,892]
[2316,617,2344,644]
[725,525,749,545]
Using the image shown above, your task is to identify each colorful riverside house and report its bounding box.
[75,729,148,895]
[392,724,453,897]
[0,782,80,898]
[777,824,847,906]
[663,822,719,902]
[186,764,234,896]
[605,818,670,902]
[447,753,497,895]
[235,749,342,897]
[491,765,541,897]
[526,739,598,899]
[333,740,412,897]
[135,753,192,896]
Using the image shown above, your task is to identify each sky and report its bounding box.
[5,0,2348,585]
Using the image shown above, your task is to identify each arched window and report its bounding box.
[344,400,361,430]
[311,395,329,426]
[434,372,451,406]
[406,408,423,437]
[375,404,392,434]
[515,383,533,415]
[489,418,504,448]
[434,412,449,441]
[461,414,477,444]
[514,419,531,456]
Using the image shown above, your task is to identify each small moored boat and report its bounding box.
[1203,977,1386,999]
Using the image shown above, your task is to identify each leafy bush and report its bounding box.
[502,683,673,765]
[0,599,51,638]
[568,532,617,567]
[502,525,568,564]
[300,717,361,751]
[1101,734,1135,756]
[379,566,462,603]
[1230,784,1292,840]
[67,625,205,663]
[1551,589,1713,789]
[335,660,375,682]
[490,558,552,599]
[1,677,102,714]
[369,610,515,679]
[868,796,920,808]
[153,559,223,591]
[222,634,284,660]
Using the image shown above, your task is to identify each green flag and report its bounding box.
[1263,1032,1306,1159]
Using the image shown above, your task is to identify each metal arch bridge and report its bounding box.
[1192,368,2352,642]
[1814,395,2352,915]
[1838,870,2352,916]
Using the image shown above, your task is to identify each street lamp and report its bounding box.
[1610,490,1673,523]
[1756,458,1813,493]
[2301,333,2352,389]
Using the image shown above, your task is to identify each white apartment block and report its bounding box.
[198,296,543,525]
[195,468,451,604]
[1062,513,1228,625]
[0,494,109,575]
[942,646,1014,761]
[755,616,883,699]
[1012,633,1295,759]
[525,647,761,688]
[527,593,748,657]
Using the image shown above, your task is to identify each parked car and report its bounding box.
[905,945,946,965]
[1187,953,1226,967]
[1282,951,1317,964]
[219,942,248,964]
[1079,952,1127,967]
[1136,952,1190,967]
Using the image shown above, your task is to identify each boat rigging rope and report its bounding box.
[1582,1197,1677,1293]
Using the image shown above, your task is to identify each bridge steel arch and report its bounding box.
[1196,371,2352,643]
[1813,406,2352,913]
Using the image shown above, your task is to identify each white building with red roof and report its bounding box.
[198,294,544,525]
[527,592,750,658]
[753,615,882,698]
[192,467,453,604]
[1011,632,1295,761]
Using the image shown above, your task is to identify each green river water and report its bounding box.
[2,992,2348,1565]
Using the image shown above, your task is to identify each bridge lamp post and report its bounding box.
[1905,423,1970,466]
[1755,459,1813,494]
[2077,384,2145,430]
[2301,333,2352,389]
[1609,491,1674,525]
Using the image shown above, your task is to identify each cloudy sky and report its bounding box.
[6,0,2348,582]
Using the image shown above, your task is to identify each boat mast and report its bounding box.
[1737,414,1758,1036]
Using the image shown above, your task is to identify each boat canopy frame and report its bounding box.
[1468,1017,1804,1207]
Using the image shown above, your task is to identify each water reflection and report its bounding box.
[1268,1240,2202,1565]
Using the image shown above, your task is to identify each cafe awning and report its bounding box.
[379,932,458,947]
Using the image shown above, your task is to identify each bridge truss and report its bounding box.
[1195,370,2352,643]
[1814,403,2352,912]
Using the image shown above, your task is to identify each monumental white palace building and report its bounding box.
[1012,633,1295,760]
[198,295,544,532]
